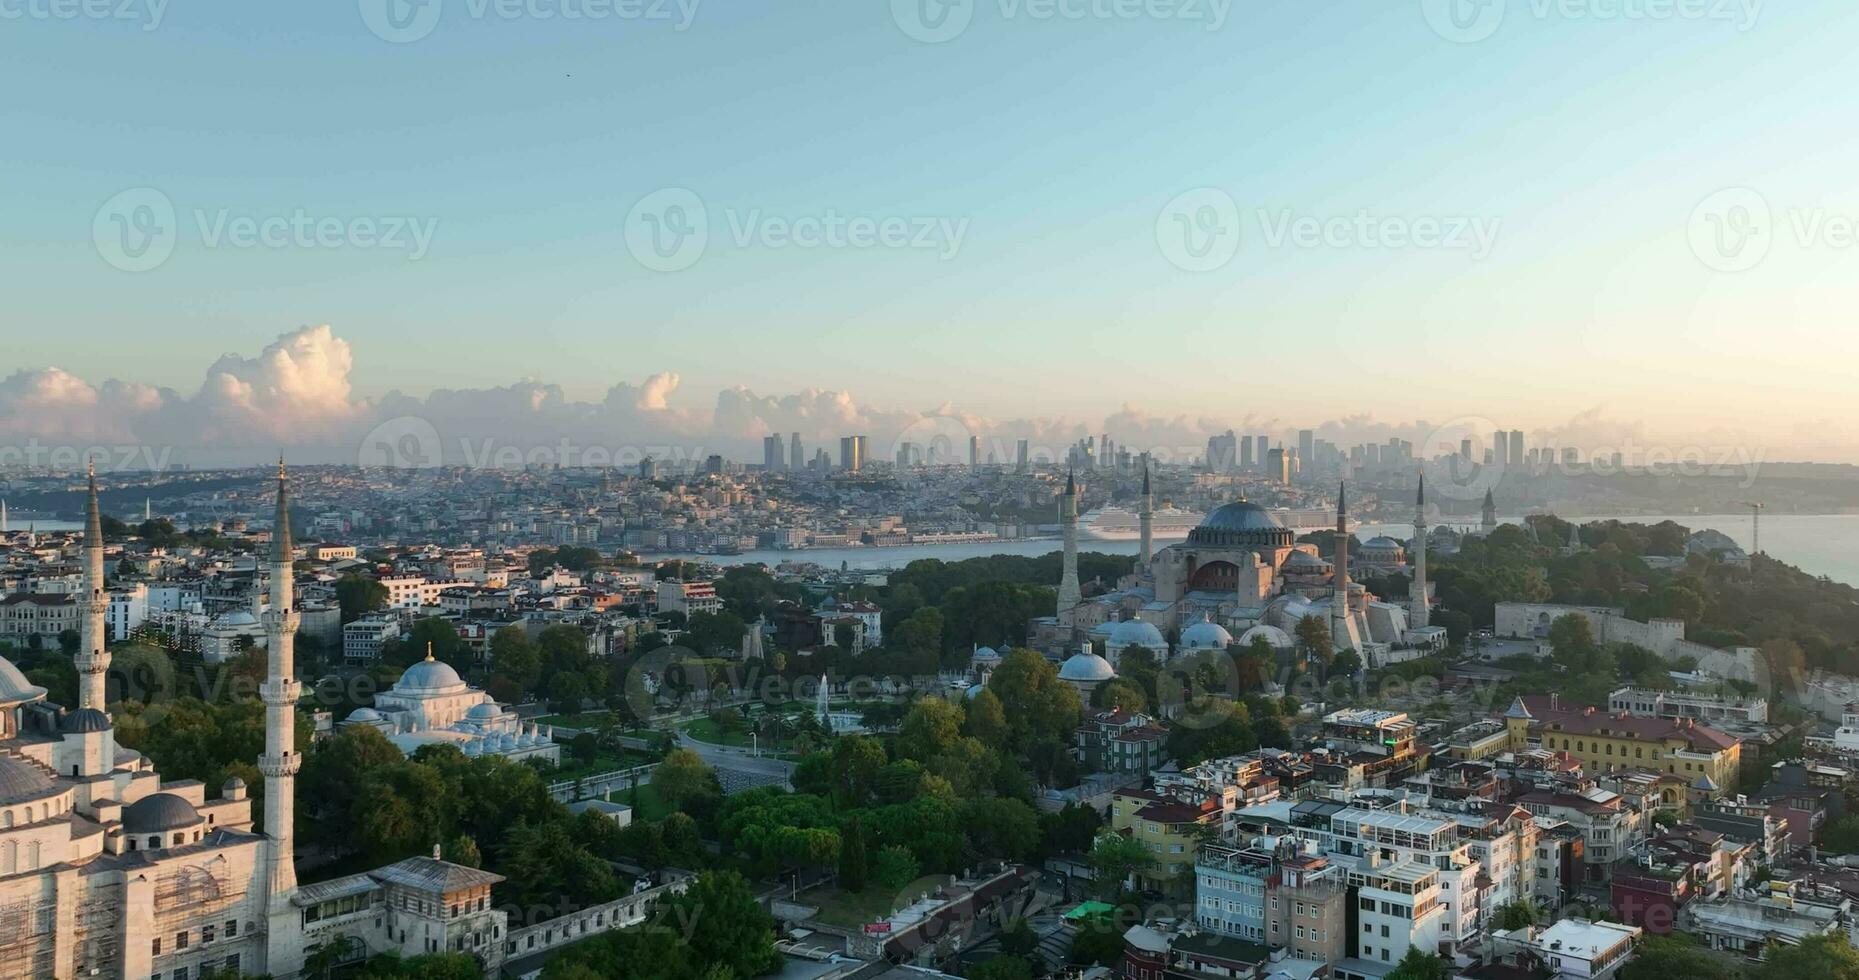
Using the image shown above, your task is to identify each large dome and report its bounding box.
[1188,501,1295,549]
[397,657,466,694]
[1059,651,1117,683]
[0,754,56,804]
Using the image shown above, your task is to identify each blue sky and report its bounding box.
[4,0,1858,458]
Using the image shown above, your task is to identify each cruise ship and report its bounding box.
[1080,505,1351,540]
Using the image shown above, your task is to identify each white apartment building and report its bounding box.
[1351,854,1445,967]
[1491,919,1640,980]
[106,583,148,642]
[379,576,462,610]
[344,614,403,664]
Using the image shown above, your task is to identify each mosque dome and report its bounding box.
[964,684,986,701]
[346,707,384,724]
[58,708,112,734]
[124,792,203,834]
[1179,619,1234,652]
[0,656,48,706]
[1108,619,1166,653]
[971,645,1001,663]
[1058,651,1117,683]
[466,702,501,722]
[1237,624,1294,649]
[397,657,466,693]
[1188,501,1295,549]
[0,754,56,804]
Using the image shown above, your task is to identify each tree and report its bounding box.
[1329,649,1363,678]
[873,844,920,890]
[1089,831,1152,897]
[354,952,484,979]
[839,817,870,891]
[1068,912,1126,967]
[656,871,785,978]
[652,749,720,811]
[1386,947,1452,980]
[962,687,1009,744]
[988,648,1083,752]
[1757,933,1859,980]
[1621,934,1737,980]
[963,797,1040,863]
[1093,677,1149,713]
[335,574,389,624]
[970,956,1035,980]
[1294,614,1333,665]
[898,698,965,762]
[829,735,887,808]
[1493,899,1539,930]
[684,611,748,655]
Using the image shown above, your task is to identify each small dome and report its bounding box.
[971,645,1001,663]
[222,776,247,792]
[215,610,259,627]
[59,708,112,734]
[466,702,501,721]
[1237,624,1293,649]
[1109,619,1166,651]
[123,792,203,834]
[1180,619,1234,651]
[396,656,465,693]
[1363,536,1404,550]
[345,707,383,723]
[1284,551,1328,567]
[1059,651,1116,683]
[964,684,985,700]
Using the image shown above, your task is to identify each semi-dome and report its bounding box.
[397,656,466,693]
[1179,618,1234,651]
[0,754,57,804]
[59,708,112,734]
[1058,651,1116,683]
[1188,501,1295,549]
[123,792,203,834]
[0,656,47,706]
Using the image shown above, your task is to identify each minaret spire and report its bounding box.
[1481,488,1497,534]
[261,458,304,974]
[1410,471,1429,629]
[1138,454,1154,565]
[1057,468,1082,621]
[77,459,110,711]
[1331,481,1350,658]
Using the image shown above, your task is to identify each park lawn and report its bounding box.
[680,718,807,758]
[795,885,900,929]
[548,748,657,784]
[610,783,674,822]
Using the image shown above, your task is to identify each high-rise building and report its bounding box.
[790,432,803,472]
[762,434,785,471]
[1256,435,1270,469]
[1016,439,1029,473]
[968,435,980,469]
[1508,430,1525,468]
[1298,429,1315,469]
[855,435,869,470]
[1205,430,1237,473]
[1240,435,1254,471]
[1267,447,1291,484]
[839,436,862,472]
[1460,437,1473,461]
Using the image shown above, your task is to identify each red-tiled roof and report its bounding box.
[1516,694,1737,754]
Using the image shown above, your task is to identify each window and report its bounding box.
[152,938,161,956]
[177,931,189,949]
[203,925,216,943]
[227,919,238,937]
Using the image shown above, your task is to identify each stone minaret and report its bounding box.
[78,461,110,711]
[1410,473,1429,629]
[260,459,303,974]
[1057,469,1082,618]
[1138,455,1154,565]
[1481,488,1497,534]
[1331,482,1350,652]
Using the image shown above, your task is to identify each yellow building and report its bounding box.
[1109,788,1221,897]
[1503,695,1740,806]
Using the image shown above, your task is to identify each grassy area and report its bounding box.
[608,783,673,821]
[679,718,805,758]
[547,747,658,784]
[795,885,899,929]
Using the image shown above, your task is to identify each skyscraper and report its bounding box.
[790,432,803,472]
[1240,435,1254,471]
[763,434,785,471]
[969,435,980,469]
[1016,439,1029,473]
[1298,429,1315,470]
[839,436,861,472]
[1508,430,1525,468]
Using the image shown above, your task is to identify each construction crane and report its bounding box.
[1737,501,1765,556]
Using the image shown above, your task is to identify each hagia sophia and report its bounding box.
[1029,466,1450,693]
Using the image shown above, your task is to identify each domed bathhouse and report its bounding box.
[340,647,561,764]
[0,463,518,977]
